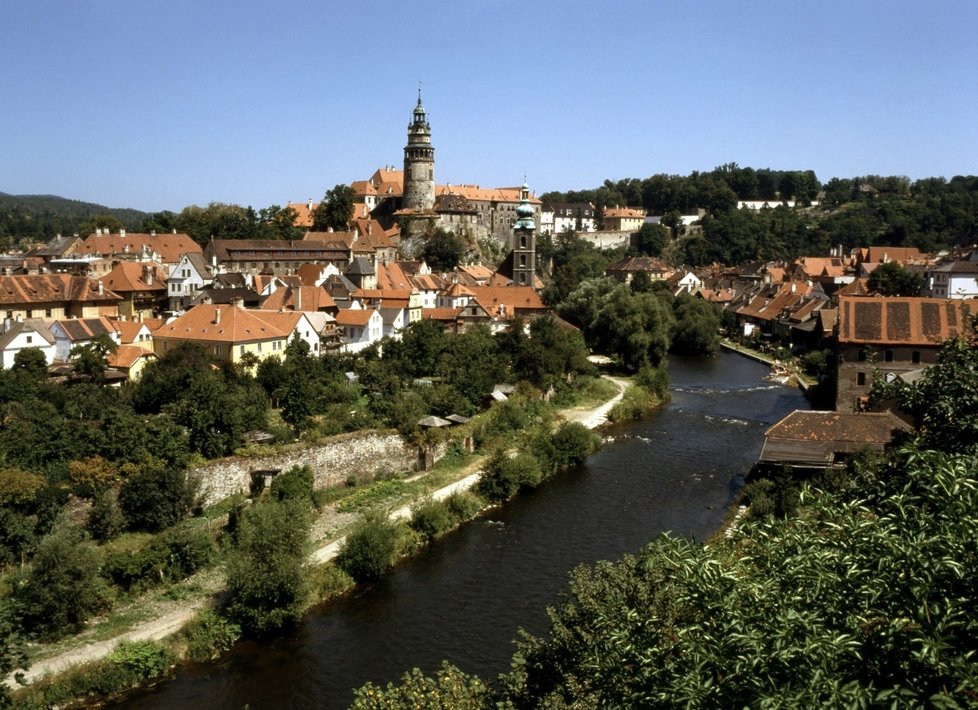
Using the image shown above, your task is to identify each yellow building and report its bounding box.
[152,304,290,364]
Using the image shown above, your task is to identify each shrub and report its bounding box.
[102,525,216,592]
[15,526,109,640]
[87,488,125,543]
[311,564,355,603]
[409,497,455,542]
[118,462,196,533]
[336,512,399,583]
[108,640,175,681]
[270,464,314,505]
[182,611,241,663]
[223,500,310,637]
[444,491,484,522]
[477,451,544,505]
[552,422,601,470]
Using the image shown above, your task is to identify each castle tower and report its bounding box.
[512,181,537,287]
[402,91,435,212]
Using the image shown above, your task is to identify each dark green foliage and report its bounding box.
[542,233,621,306]
[14,526,109,640]
[421,228,465,271]
[636,364,669,398]
[0,507,36,567]
[871,335,978,454]
[0,600,28,706]
[632,223,670,257]
[311,184,355,232]
[270,465,315,505]
[499,316,595,392]
[181,611,241,663]
[496,444,978,707]
[0,192,148,243]
[408,497,455,542]
[867,260,923,296]
[590,285,675,370]
[336,511,400,583]
[476,451,543,504]
[102,525,217,592]
[87,488,125,543]
[670,293,720,356]
[351,661,489,709]
[443,491,484,521]
[118,462,197,533]
[800,349,829,379]
[223,500,310,637]
[551,422,601,470]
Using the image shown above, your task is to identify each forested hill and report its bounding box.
[0,193,149,245]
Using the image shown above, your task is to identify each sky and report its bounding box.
[1,0,976,213]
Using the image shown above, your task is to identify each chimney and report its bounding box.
[144,265,154,286]
[119,229,126,237]
[214,307,221,325]
[294,287,301,311]
[150,230,156,236]
[97,280,104,295]
[172,228,177,234]
[3,317,11,334]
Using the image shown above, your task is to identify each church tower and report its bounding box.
[512,181,537,287]
[402,91,435,212]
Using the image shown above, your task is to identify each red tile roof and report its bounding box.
[0,274,120,305]
[99,262,167,294]
[154,305,289,343]
[77,232,201,264]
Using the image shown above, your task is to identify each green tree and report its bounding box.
[11,347,48,379]
[118,460,196,532]
[69,333,117,384]
[867,260,923,296]
[15,526,108,640]
[311,184,355,232]
[224,500,310,636]
[0,600,28,705]
[351,661,488,709]
[590,285,675,370]
[336,511,399,583]
[633,223,670,257]
[421,228,465,271]
[670,293,720,355]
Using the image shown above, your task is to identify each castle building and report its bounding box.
[402,92,435,212]
[354,94,542,250]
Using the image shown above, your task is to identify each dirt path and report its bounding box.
[7,375,629,691]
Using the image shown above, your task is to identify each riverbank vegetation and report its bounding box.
[351,337,978,708]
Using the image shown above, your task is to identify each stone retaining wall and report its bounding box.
[193,431,421,507]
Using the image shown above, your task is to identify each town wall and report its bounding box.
[193,430,424,507]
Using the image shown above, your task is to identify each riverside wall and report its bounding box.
[193,431,425,507]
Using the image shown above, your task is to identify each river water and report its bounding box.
[114,352,806,709]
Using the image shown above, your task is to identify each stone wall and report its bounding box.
[193,430,420,507]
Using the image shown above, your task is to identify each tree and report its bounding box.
[69,333,117,383]
[311,184,355,232]
[15,526,108,640]
[224,500,310,636]
[421,228,465,271]
[0,600,28,705]
[11,347,48,379]
[633,223,670,257]
[335,511,399,583]
[867,260,923,296]
[118,460,196,532]
[671,294,720,356]
[590,285,675,371]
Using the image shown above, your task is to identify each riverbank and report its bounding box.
[7,376,629,697]
[720,339,813,393]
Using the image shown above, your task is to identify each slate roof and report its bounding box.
[837,296,978,345]
[345,256,376,276]
[54,316,117,342]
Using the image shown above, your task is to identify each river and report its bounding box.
[113,352,807,709]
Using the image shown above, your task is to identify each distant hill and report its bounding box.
[0,193,150,244]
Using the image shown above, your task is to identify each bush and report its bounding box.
[108,640,175,681]
[444,491,484,521]
[336,512,399,583]
[608,382,668,422]
[270,464,314,505]
[15,526,109,640]
[552,422,601,470]
[182,610,241,663]
[636,364,669,398]
[477,451,544,505]
[311,564,356,603]
[118,462,196,533]
[223,500,310,637]
[102,525,217,592]
[409,498,455,542]
[87,488,125,543]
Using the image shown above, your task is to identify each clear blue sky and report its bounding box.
[2,0,976,213]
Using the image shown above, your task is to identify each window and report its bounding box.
[214,345,223,356]
[884,349,894,363]
[857,348,868,362]
[45,309,52,318]
[911,351,920,364]
[25,336,32,344]
[857,372,867,386]
[25,310,31,318]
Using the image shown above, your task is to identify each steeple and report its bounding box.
[512,180,537,287]
[403,89,435,212]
